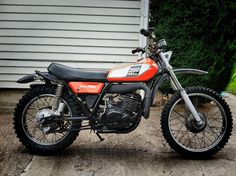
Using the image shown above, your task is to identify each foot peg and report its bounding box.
[96,132,104,141]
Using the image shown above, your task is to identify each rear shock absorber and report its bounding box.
[53,83,64,111]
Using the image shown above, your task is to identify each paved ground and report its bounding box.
[0,95,236,176]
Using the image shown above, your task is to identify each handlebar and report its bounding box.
[132,28,157,55]
[140,29,151,37]
[132,47,146,54]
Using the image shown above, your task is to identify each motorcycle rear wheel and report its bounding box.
[13,85,81,155]
[161,87,233,158]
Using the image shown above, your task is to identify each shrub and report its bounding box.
[150,0,236,93]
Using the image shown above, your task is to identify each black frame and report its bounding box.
[65,68,169,132]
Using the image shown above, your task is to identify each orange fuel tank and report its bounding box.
[107,58,158,82]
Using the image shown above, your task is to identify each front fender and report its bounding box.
[173,68,208,75]
[150,68,208,105]
[17,72,56,83]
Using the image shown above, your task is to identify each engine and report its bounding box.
[100,93,142,129]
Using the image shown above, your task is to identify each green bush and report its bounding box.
[226,63,236,94]
[150,0,236,93]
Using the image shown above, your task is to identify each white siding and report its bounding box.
[0,0,148,88]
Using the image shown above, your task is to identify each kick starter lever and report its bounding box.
[96,132,104,141]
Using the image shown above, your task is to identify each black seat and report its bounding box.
[47,63,108,82]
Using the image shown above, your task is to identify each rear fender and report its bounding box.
[17,71,56,84]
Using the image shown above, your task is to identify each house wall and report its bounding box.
[0,0,149,88]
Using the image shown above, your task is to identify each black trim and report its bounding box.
[98,112,142,134]
[173,68,208,75]
[17,74,36,83]
[16,71,56,83]
[48,63,108,82]
[150,74,169,105]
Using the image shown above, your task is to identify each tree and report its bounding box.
[150,0,236,93]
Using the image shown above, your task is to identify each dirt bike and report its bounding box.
[14,29,232,158]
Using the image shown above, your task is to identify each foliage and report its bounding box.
[149,0,236,93]
[226,63,236,94]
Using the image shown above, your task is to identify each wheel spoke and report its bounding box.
[186,133,196,148]
[22,94,73,145]
[174,122,185,139]
[192,97,199,110]
[201,131,207,148]
[43,97,51,106]
[177,130,188,143]
[172,110,186,119]
[37,132,46,141]
[211,110,221,117]
[208,117,223,124]
[28,107,39,110]
[38,97,46,107]
[31,125,39,136]
[170,120,184,127]
[203,131,214,145]
[167,92,227,153]
[206,125,219,139]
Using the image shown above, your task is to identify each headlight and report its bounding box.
[157,39,167,49]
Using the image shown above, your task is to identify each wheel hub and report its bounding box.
[36,109,54,133]
[185,112,207,133]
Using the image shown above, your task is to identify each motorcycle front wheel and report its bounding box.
[161,87,233,158]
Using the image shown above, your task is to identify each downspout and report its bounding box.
[139,0,150,59]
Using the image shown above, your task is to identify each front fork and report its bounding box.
[158,51,203,125]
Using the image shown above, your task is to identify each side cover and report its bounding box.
[69,82,104,94]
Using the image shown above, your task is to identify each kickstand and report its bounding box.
[95,132,104,141]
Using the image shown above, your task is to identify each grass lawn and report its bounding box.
[226,64,236,95]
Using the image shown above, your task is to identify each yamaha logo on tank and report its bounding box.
[127,65,142,76]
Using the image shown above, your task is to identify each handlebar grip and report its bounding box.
[140,29,150,37]
[132,49,138,54]
[132,47,146,54]
[132,48,141,54]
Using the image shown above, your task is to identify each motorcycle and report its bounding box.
[14,29,232,158]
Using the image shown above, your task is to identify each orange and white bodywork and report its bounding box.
[107,58,158,82]
[69,82,104,94]
[69,58,158,94]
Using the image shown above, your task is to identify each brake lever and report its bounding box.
[137,58,144,62]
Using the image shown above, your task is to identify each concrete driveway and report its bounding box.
[1,95,236,176]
